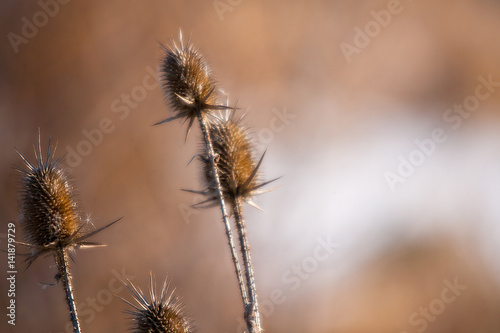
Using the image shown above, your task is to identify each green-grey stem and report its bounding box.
[197,113,250,311]
[233,195,261,333]
[55,248,81,333]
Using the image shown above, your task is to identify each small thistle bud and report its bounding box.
[157,31,226,139]
[123,274,194,333]
[188,112,278,209]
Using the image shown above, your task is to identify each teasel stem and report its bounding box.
[197,112,250,311]
[55,247,81,333]
[232,195,261,333]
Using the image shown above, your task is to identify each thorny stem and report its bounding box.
[55,248,81,333]
[197,113,250,311]
[233,195,261,333]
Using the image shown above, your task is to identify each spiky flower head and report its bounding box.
[186,111,278,209]
[20,146,78,246]
[123,274,194,333]
[157,31,227,140]
[17,137,119,265]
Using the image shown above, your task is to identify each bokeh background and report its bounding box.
[2,0,500,332]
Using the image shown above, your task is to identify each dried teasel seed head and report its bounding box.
[206,114,256,201]
[157,31,224,139]
[16,136,120,265]
[18,140,81,251]
[123,274,194,333]
[189,111,278,209]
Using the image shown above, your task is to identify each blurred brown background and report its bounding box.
[2,0,500,332]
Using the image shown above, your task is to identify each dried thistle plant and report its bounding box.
[157,32,278,333]
[192,111,278,209]
[16,135,119,333]
[196,112,278,332]
[122,274,194,333]
[156,31,227,140]
[156,31,250,323]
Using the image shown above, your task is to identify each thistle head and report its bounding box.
[157,31,224,139]
[16,136,119,265]
[18,139,80,253]
[191,111,278,209]
[123,274,194,333]
[207,113,256,200]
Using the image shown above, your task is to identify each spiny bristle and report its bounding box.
[18,142,81,250]
[157,32,221,137]
[123,274,194,333]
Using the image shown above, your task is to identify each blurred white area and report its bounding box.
[250,104,500,324]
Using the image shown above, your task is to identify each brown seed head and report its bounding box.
[18,141,80,251]
[158,32,223,138]
[205,114,256,203]
[123,274,194,333]
[190,112,278,209]
[16,138,120,265]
